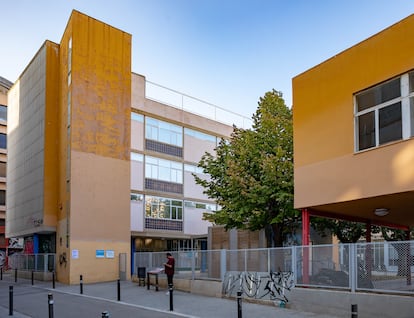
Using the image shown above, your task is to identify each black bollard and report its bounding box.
[237,291,242,318]
[117,279,120,301]
[14,268,17,283]
[48,293,54,318]
[32,271,34,285]
[102,311,110,318]
[9,286,13,316]
[351,304,358,318]
[52,272,55,289]
[169,284,173,311]
[80,275,83,294]
[1,266,3,280]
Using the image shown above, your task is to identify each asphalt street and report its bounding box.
[0,272,338,318]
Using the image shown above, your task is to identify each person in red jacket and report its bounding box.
[164,252,175,292]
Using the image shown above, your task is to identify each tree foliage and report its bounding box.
[312,218,413,243]
[311,218,367,243]
[194,90,298,247]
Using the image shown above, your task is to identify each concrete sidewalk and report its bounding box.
[0,273,337,317]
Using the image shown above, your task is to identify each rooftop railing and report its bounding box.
[146,80,252,129]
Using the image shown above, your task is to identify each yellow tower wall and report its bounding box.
[57,10,131,284]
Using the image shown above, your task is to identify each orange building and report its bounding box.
[293,14,414,241]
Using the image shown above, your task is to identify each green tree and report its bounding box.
[194,90,298,247]
[379,227,413,277]
[311,218,367,243]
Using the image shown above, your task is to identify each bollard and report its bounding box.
[9,285,13,316]
[237,291,242,318]
[52,272,55,289]
[80,275,83,294]
[169,284,173,311]
[1,266,3,280]
[32,271,34,285]
[117,279,120,301]
[48,293,54,318]
[351,304,358,318]
[102,311,110,318]
[14,268,17,283]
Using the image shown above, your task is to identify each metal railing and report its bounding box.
[134,240,414,295]
[8,253,56,272]
[146,81,253,129]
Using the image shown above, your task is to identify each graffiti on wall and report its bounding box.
[0,250,5,267]
[222,271,294,303]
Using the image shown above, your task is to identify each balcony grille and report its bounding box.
[145,139,183,157]
[145,178,183,194]
[145,218,183,231]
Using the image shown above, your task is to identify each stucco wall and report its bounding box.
[293,14,414,211]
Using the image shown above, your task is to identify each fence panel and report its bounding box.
[8,254,56,272]
[356,241,414,292]
[133,241,414,296]
[134,250,223,279]
[295,244,350,289]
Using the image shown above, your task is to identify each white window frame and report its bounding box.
[355,72,414,152]
[145,195,183,220]
[145,117,183,147]
[131,112,144,122]
[131,152,144,162]
[145,156,183,184]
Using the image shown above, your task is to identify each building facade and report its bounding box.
[293,14,414,240]
[6,10,233,284]
[0,77,11,267]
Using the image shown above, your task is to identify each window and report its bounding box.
[131,152,143,162]
[145,196,183,220]
[68,37,72,86]
[131,112,144,122]
[145,156,182,184]
[410,97,414,137]
[0,162,6,178]
[184,128,216,142]
[0,190,5,205]
[0,133,6,149]
[130,193,143,201]
[355,72,414,151]
[184,164,204,174]
[145,117,182,147]
[184,201,215,211]
[0,105,7,122]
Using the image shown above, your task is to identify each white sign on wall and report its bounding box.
[72,249,79,259]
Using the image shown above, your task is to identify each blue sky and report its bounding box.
[1,0,414,120]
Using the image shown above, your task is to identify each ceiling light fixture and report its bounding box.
[374,208,389,217]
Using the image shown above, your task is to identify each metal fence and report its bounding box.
[8,253,56,272]
[134,240,414,295]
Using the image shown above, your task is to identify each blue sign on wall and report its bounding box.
[96,250,105,258]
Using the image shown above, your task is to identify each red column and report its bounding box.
[302,209,310,284]
[302,208,310,245]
